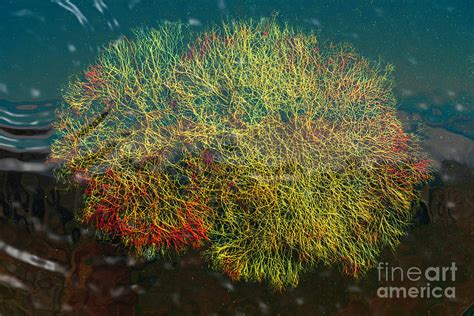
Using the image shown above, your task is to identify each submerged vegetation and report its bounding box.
[50,19,432,290]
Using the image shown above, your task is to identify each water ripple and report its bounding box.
[0,273,30,291]
[51,0,89,27]
[0,99,56,154]
[0,240,66,274]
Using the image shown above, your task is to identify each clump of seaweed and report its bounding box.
[51,23,215,256]
[50,19,431,289]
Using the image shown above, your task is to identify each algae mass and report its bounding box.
[50,19,432,289]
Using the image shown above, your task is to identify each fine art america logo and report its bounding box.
[377,262,457,298]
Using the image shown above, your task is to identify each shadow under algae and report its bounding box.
[49,18,432,290]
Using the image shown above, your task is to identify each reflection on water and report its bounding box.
[0,240,66,274]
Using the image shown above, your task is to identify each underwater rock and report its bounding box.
[423,127,474,170]
[398,93,474,139]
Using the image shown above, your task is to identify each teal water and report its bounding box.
[1,1,473,101]
[0,1,473,315]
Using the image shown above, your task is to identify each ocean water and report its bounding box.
[0,1,473,315]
